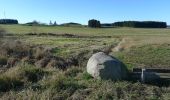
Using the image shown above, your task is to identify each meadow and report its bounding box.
[0,24,170,99]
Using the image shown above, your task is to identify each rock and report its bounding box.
[87,52,128,80]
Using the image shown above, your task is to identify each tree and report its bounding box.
[53,21,57,26]
[88,19,101,28]
[49,20,53,25]
[113,21,167,28]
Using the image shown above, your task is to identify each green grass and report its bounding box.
[113,44,170,69]
[18,36,119,57]
[1,24,170,36]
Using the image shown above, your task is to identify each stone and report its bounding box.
[87,52,128,80]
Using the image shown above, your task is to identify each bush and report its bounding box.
[0,75,23,92]
[0,63,47,92]
[0,78,22,92]
[21,64,47,82]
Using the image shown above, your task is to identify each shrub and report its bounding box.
[0,56,7,65]
[0,63,47,92]
[0,75,23,92]
[21,64,47,82]
[0,67,21,94]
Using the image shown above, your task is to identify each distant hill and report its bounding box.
[25,21,47,26]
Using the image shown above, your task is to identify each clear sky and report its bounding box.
[0,0,170,25]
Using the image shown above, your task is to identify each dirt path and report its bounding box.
[112,37,134,52]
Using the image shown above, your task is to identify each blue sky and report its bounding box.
[0,0,170,24]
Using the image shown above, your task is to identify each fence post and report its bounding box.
[141,68,146,83]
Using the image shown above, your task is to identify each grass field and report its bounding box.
[1,24,170,36]
[0,24,170,99]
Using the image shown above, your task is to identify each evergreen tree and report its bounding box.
[0,19,18,24]
[49,20,53,25]
[53,21,57,26]
[113,21,167,28]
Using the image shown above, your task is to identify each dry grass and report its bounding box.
[0,63,47,92]
[1,64,169,99]
[0,26,170,99]
[0,40,74,69]
[0,26,5,38]
[112,35,170,53]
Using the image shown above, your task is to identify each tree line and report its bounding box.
[113,21,167,28]
[88,20,167,28]
[0,19,18,24]
[0,18,167,28]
